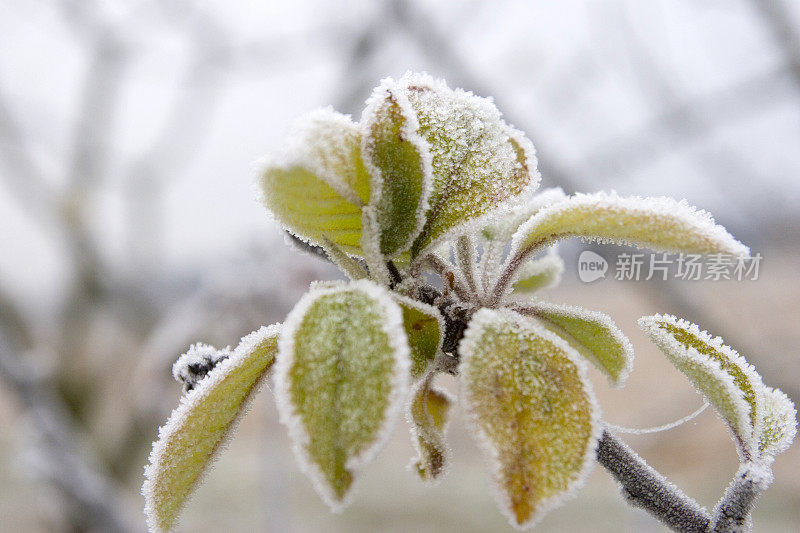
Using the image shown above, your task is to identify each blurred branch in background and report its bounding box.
[0,329,135,533]
[752,0,800,89]
[0,1,332,530]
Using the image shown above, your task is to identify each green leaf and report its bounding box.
[391,293,444,378]
[460,308,600,529]
[518,303,633,387]
[361,78,432,259]
[408,375,452,482]
[321,237,368,280]
[258,108,370,256]
[511,249,564,295]
[757,386,797,459]
[638,314,764,459]
[482,187,566,242]
[143,325,280,532]
[274,280,411,510]
[510,192,750,262]
[390,73,540,258]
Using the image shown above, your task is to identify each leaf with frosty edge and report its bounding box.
[758,386,797,459]
[460,308,599,529]
[143,325,280,533]
[388,72,540,259]
[509,192,750,262]
[482,187,567,242]
[274,280,411,510]
[408,376,452,482]
[510,249,564,295]
[518,303,633,388]
[391,293,444,378]
[638,314,764,459]
[361,78,432,258]
[258,108,370,257]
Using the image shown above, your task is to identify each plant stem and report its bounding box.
[596,429,711,532]
[710,462,770,532]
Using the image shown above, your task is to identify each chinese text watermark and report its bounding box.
[577,251,762,283]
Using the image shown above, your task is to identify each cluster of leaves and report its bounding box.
[142,73,796,532]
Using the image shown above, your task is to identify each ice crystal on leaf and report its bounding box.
[516,303,634,387]
[144,72,794,532]
[274,280,411,510]
[459,309,600,529]
[639,314,796,463]
[143,326,280,532]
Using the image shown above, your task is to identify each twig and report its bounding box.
[710,462,771,533]
[455,235,478,294]
[596,429,711,532]
[421,253,472,302]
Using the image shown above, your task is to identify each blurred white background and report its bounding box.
[0,1,798,531]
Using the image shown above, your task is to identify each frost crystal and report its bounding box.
[144,325,280,532]
[273,280,411,511]
[517,302,634,387]
[172,343,231,393]
[395,72,541,258]
[639,314,796,462]
[460,308,600,529]
[510,191,750,259]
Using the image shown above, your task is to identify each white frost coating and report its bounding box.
[506,124,542,193]
[758,386,797,459]
[524,302,634,387]
[143,324,281,533]
[395,71,541,259]
[458,308,602,530]
[507,248,565,295]
[360,75,434,259]
[273,280,411,512]
[509,191,751,258]
[171,343,231,385]
[360,205,391,286]
[321,237,368,280]
[638,314,764,459]
[482,188,565,242]
[283,106,364,206]
[479,238,505,295]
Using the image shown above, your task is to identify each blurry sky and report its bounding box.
[1,0,799,308]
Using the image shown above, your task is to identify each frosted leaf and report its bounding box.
[391,293,444,378]
[388,72,540,258]
[510,249,564,295]
[407,375,453,483]
[460,308,600,529]
[143,325,280,533]
[509,192,750,262]
[321,237,368,280]
[258,108,370,256]
[172,343,231,393]
[757,386,796,459]
[518,303,634,387]
[361,77,433,258]
[482,187,567,242]
[274,280,411,511]
[638,315,764,459]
